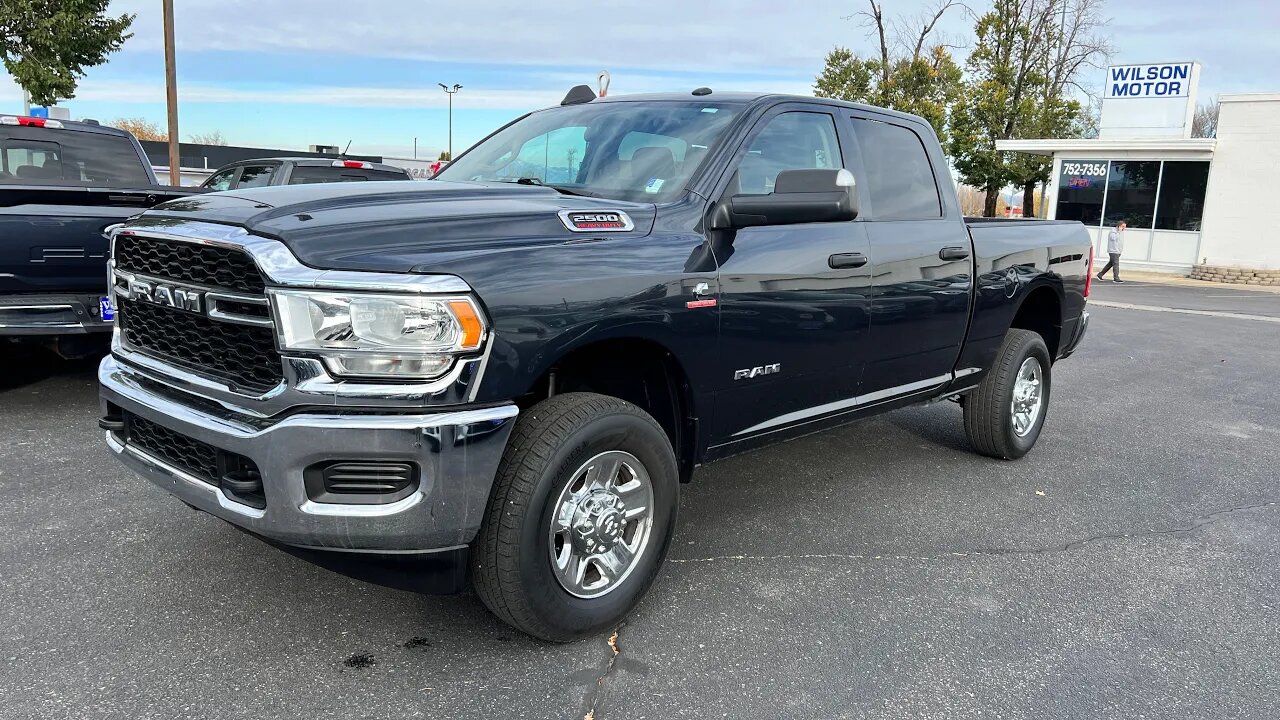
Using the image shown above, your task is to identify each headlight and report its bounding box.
[270,290,485,380]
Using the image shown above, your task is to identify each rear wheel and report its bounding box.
[963,329,1052,459]
[471,392,678,642]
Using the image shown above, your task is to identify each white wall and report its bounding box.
[1199,94,1280,269]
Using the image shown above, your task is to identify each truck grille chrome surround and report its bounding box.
[105,219,485,409]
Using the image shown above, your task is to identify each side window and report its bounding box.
[237,165,277,188]
[850,118,941,219]
[204,167,237,191]
[733,112,842,196]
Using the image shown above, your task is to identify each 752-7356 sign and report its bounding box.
[1062,162,1107,177]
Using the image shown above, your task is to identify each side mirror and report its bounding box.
[714,168,858,229]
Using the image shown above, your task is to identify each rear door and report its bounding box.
[850,115,974,398]
[710,104,874,445]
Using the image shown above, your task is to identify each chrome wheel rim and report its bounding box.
[1011,357,1044,437]
[547,450,655,599]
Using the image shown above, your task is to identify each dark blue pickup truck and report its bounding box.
[1,116,199,357]
[98,88,1092,641]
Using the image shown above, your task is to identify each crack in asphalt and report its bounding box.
[668,500,1278,565]
[581,625,623,720]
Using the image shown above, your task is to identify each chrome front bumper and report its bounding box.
[99,355,518,553]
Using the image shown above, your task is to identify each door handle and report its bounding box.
[829,252,868,269]
[939,246,971,261]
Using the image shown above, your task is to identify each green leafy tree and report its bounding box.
[0,0,134,107]
[949,0,1111,216]
[438,150,452,161]
[814,1,964,144]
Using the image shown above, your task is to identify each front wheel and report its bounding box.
[963,328,1052,459]
[471,392,679,642]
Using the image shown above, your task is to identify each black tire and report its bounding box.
[963,329,1052,460]
[471,392,679,642]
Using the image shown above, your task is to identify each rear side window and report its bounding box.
[287,167,408,184]
[236,165,277,188]
[850,118,942,220]
[0,127,150,186]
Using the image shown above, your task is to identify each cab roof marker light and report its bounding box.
[0,116,63,129]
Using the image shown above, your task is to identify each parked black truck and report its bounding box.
[199,157,413,190]
[1,116,201,358]
[99,89,1092,641]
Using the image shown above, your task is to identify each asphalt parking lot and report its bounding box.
[2,280,1278,720]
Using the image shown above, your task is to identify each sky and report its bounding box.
[2,0,1278,160]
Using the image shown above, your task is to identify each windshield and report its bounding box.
[435,101,742,203]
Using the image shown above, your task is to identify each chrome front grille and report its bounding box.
[112,232,283,393]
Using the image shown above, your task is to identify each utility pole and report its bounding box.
[438,83,461,159]
[162,0,180,186]
[22,90,30,115]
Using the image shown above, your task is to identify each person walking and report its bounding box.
[1097,221,1126,283]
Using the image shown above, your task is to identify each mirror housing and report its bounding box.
[715,168,858,229]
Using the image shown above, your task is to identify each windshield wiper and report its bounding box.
[500,177,595,197]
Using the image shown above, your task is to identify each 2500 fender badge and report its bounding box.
[559,209,635,233]
[734,363,780,381]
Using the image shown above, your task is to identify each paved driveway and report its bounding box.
[2,284,1278,719]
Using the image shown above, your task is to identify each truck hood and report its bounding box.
[140,180,658,273]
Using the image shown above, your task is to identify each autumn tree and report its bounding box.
[814,1,965,144]
[0,0,134,106]
[112,117,166,142]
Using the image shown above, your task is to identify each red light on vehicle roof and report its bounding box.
[333,160,370,169]
[0,115,63,129]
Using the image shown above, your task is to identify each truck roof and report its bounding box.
[1,115,134,137]
[580,91,935,131]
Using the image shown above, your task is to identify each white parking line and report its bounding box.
[1089,300,1280,323]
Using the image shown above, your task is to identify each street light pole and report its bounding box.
[438,83,461,159]
[162,0,180,186]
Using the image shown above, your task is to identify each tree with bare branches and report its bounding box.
[1192,98,1220,138]
[814,0,965,144]
[189,130,229,146]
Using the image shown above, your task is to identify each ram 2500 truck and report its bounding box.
[99,89,1091,641]
[1,116,201,358]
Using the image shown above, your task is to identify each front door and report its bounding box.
[709,105,874,446]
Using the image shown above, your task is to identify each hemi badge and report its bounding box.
[686,299,717,309]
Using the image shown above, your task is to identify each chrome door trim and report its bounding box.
[731,373,954,438]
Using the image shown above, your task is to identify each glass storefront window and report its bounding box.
[1055,159,1107,225]
[1155,161,1210,231]
[1104,161,1160,228]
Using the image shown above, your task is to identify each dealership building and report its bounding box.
[999,62,1280,277]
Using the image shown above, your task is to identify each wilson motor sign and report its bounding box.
[1105,63,1193,99]
[1099,62,1200,139]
